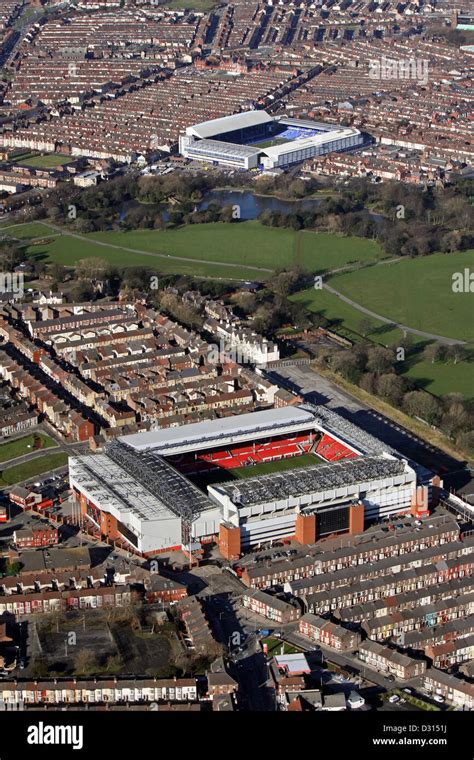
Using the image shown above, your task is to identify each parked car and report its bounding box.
[388,695,399,703]
[433,695,445,704]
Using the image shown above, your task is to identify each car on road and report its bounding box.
[403,688,412,694]
[433,695,445,704]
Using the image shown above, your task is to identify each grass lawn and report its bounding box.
[297,230,383,272]
[18,220,385,281]
[232,452,323,479]
[329,251,474,343]
[10,153,72,169]
[262,637,302,655]
[0,432,56,464]
[0,221,56,240]
[162,0,218,9]
[291,286,474,398]
[0,452,68,487]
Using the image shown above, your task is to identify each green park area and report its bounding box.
[18,220,383,280]
[0,452,68,487]
[10,152,72,169]
[0,432,56,465]
[3,219,471,398]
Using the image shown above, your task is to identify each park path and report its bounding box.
[323,282,465,345]
[37,222,274,275]
[5,220,465,344]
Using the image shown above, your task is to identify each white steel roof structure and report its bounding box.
[186,110,274,139]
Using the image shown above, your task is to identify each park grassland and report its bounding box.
[0,432,56,465]
[10,153,72,169]
[292,286,474,398]
[20,220,384,279]
[0,452,68,487]
[329,250,474,343]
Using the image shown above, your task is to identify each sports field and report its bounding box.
[192,452,323,491]
[10,152,72,169]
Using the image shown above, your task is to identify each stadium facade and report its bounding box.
[178,111,364,170]
[68,405,441,559]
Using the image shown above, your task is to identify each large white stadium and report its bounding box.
[68,404,440,558]
[178,111,364,170]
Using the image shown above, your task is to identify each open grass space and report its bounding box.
[0,452,68,487]
[17,220,384,281]
[329,250,474,343]
[0,221,57,240]
[10,152,72,169]
[0,432,56,464]
[292,287,474,398]
[262,636,302,655]
[297,230,384,272]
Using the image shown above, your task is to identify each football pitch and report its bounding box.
[191,452,323,491]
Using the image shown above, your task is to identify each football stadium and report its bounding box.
[68,404,441,559]
[178,110,364,169]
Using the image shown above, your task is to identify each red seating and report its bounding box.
[316,434,358,462]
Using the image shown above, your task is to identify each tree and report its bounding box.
[403,391,442,425]
[376,373,406,405]
[75,257,110,281]
[366,346,395,375]
[422,343,445,364]
[445,345,467,365]
[73,648,97,675]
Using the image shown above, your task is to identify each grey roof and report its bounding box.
[185,138,261,159]
[119,406,315,453]
[188,110,273,139]
[215,456,408,507]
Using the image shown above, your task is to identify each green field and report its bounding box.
[0,221,58,240]
[191,452,322,491]
[329,251,474,343]
[10,152,72,169]
[262,637,302,655]
[0,452,68,487]
[292,286,474,398]
[232,452,322,479]
[0,433,56,464]
[297,230,383,272]
[18,221,383,281]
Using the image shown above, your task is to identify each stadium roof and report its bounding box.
[119,406,316,454]
[261,126,360,160]
[185,138,261,158]
[212,456,410,507]
[70,444,213,524]
[187,110,273,139]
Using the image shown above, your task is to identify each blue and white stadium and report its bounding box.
[179,110,364,170]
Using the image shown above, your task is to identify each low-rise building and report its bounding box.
[358,640,426,680]
[242,590,301,623]
[299,613,360,651]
